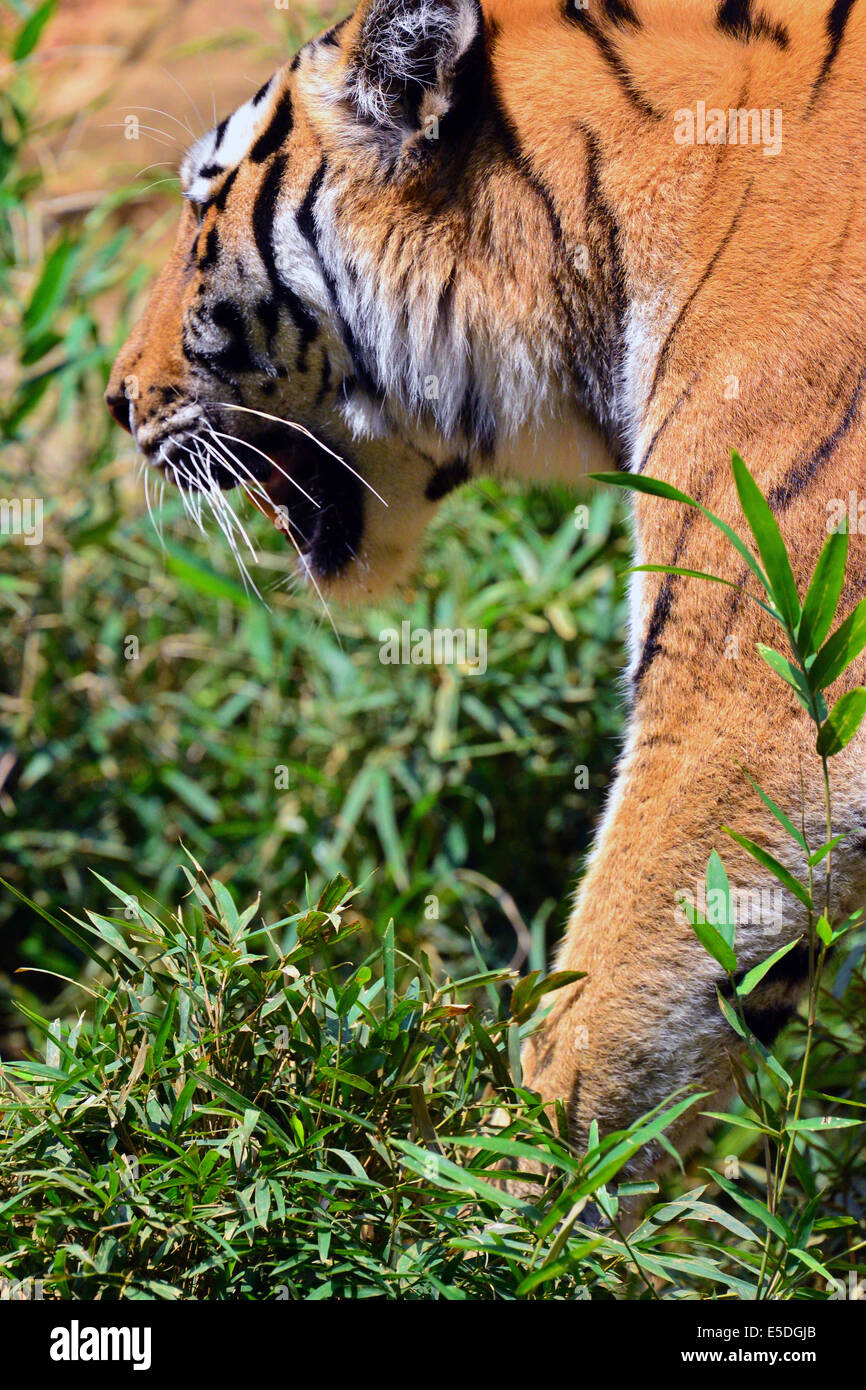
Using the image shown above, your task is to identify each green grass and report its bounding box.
[2,858,865,1300]
[0,862,680,1299]
[3,2,866,1303]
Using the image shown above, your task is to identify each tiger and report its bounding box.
[106,0,866,1193]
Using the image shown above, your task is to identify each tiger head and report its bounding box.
[106,0,631,597]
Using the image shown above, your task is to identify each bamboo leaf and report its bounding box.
[816,687,866,757]
[730,450,800,631]
[736,937,803,997]
[721,828,812,909]
[809,597,866,690]
[709,1169,791,1241]
[681,897,737,973]
[590,472,772,600]
[798,526,848,656]
[737,766,808,852]
[705,850,734,948]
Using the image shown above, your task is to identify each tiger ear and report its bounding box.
[345,0,484,135]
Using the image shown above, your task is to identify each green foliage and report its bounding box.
[3,858,864,1300]
[0,477,627,1015]
[0,862,704,1298]
[3,6,866,1302]
[597,450,866,1299]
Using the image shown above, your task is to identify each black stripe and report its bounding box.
[181,331,238,390]
[206,166,239,215]
[435,267,456,338]
[252,155,319,370]
[315,354,332,407]
[720,562,749,643]
[296,160,381,399]
[583,127,628,437]
[321,17,351,46]
[564,2,660,120]
[425,457,471,501]
[810,0,859,106]
[633,512,695,688]
[207,299,258,375]
[197,225,220,270]
[198,163,224,181]
[718,0,754,36]
[603,0,641,27]
[295,161,327,245]
[436,19,487,146]
[459,383,496,456]
[751,12,789,46]
[490,95,575,284]
[647,180,752,409]
[252,79,272,106]
[637,374,697,473]
[250,90,294,164]
[486,67,627,460]
[256,297,279,350]
[214,117,229,149]
[768,365,866,512]
[634,576,674,688]
[717,0,789,47]
[252,154,287,292]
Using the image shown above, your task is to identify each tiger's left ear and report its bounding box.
[344,0,485,136]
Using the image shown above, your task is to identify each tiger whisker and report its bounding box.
[190,444,254,553]
[156,478,167,548]
[142,463,162,550]
[189,443,266,600]
[99,122,178,148]
[194,439,266,574]
[119,105,197,140]
[206,426,320,509]
[213,402,389,508]
[194,437,266,559]
[153,438,259,594]
[158,65,209,138]
[140,426,338,632]
[200,430,281,525]
[176,451,208,536]
[134,178,186,197]
[129,161,176,182]
[160,451,196,525]
[200,429,340,641]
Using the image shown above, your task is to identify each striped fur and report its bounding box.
[108,0,866,1191]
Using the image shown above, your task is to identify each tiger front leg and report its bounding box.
[518,708,825,1201]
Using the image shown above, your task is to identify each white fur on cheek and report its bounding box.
[181,80,278,205]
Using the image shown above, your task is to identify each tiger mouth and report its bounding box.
[183,424,365,579]
[254,430,364,578]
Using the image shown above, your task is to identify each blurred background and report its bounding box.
[0,0,629,1054]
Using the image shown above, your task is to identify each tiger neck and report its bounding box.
[485,2,866,493]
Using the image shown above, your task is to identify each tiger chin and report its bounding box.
[107,0,866,1202]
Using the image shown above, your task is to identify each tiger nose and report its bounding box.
[105,390,133,434]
